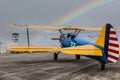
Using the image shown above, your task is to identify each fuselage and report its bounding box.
[60,35,91,47]
[60,35,103,49]
[59,36,107,62]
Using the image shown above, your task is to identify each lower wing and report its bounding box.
[7,45,61,52]
[7,45,103,56]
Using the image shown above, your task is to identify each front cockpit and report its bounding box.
[58,28,90,47]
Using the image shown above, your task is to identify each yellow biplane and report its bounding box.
[7,23,120,70]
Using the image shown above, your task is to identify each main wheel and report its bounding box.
[54,53,58,60]
[75,55,80,60]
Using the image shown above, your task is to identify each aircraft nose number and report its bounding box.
[71,42,76,47]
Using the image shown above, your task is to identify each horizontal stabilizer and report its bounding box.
[61,45,102,56]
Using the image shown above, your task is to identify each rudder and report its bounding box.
[96,23,119,63]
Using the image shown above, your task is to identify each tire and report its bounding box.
[54,53,58,60]
[75,55,80,60]
[101,63,105,70]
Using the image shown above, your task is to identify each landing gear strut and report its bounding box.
[54,52,59,60]
[75,55,80,60]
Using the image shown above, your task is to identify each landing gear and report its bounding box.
[101,63,105,70]
[54,52,59,60]
[75,55,80,60]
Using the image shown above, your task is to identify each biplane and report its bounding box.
[7,23,119,70]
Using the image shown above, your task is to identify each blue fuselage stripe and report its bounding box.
[104,24,110,60]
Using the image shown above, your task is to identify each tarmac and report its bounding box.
[0,53,120,80]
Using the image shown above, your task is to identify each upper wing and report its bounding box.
[7,45,103,56]
[7,24,101,31]
[8,24,120,31]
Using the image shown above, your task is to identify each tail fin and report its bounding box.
[96,23,119,63]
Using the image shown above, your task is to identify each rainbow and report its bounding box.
[54,0,112,25]
[32,0,112,45]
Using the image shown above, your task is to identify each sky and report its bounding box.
[0,0,120,53]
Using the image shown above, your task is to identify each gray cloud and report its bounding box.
[0,0,120,52]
